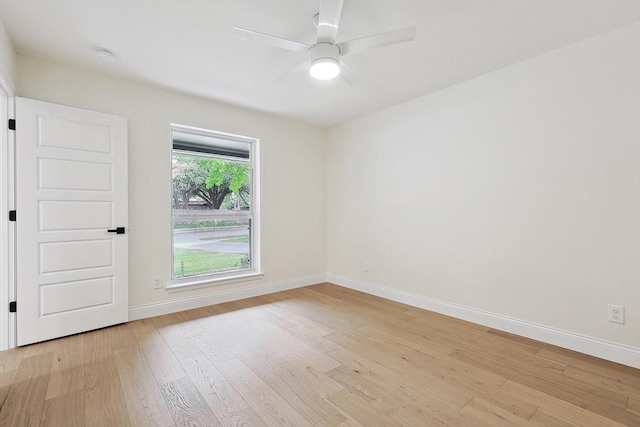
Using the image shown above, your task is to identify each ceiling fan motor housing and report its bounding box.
[309,42,340,65]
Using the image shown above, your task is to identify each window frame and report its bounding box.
[168,123,261,291]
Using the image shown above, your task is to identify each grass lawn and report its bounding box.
[199,235,250,243]
[220,236,250,243]
[174,248,247,277]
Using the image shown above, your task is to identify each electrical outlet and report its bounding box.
[608,304,624,324]
[364,263,369,272]
[153,276,163,289]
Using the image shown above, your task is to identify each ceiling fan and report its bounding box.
[231,0,416,85]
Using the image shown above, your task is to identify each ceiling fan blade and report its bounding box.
[274,60,309,85]
[337,26,416,56]
[317,0,344,43]
[339,59,362,86]
[232,27,310,53]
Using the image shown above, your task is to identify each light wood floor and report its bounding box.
[0,283,638,426]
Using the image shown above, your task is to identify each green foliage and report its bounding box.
[173,155,250,210]
[221,235,250,243]
[173,219,246,229]
[238,254,250,269]
[199,159,249,194]
[174,248,249,278]
[172,156,207,209]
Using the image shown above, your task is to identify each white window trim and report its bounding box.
[169,124,261,291]
[166,271,264,292]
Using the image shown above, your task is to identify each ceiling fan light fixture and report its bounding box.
[310,58,340,80]
[309,42,340,80]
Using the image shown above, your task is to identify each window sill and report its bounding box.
[166,271,264,293]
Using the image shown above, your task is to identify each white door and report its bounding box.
[15,97,128,346]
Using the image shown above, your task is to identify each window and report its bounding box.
[170,124,260,287]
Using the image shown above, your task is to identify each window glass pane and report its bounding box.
[172,155,250,212]
[173,217,251,278]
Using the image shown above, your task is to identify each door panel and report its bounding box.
[39,158,112,191]
[40,277,113,316]
[16,97,128,346]
[39,239,113,273]
[39,201,113,231]
[38,115,112,153]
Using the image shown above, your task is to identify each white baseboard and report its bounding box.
[129,274,326,321]
[327,273,640,369]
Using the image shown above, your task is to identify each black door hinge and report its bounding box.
[9,302,16,313]
[8,119,15,130]
[9,210,16,222]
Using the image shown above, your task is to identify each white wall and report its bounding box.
[0,17,16,90]
[17,56,327,311]
[327,23,640,351]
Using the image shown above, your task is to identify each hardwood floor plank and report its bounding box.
[237,348,346,425]
[288,326,476,409]
[84,357,130,427]
[475,383,539,420]
[237,333,344,398]
[562,364,640,399]
[215,358,313,427]
[182,355,266,427]
[364,330,508,395]
[537,347,640,389]
[450,347,637,424]
[222,311,341,374]
[0,347,25,373]
[45,333,84,401]
[485,329,549,353]
[114,346,174,427]
[530,407,584,427]
[160,376,220,427]
[461,396,536,426]
[259,300,336,337]
[40,389,84,427]
[326,364,463,426]
[309,283,416,317]
[363,320,464,357]
[409,308,491,334]
[151,312,203,361]
[335,418,364,427]
[431,325,565,371]
[627,396,640,416]
[327,389,402,427]
[307,288,418,327]
[261,291,368,333]
[0,352,54,426]
[177,306,240,364]
[500,380,629,427]
[190,332,238,365]
[327,330,504,400]
[132,319,187,385]
[0,370,15,416]
[263,293,365,336]
[45,351,84,402]
[83,323,137,365]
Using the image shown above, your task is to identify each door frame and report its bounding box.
[0,67,16,351]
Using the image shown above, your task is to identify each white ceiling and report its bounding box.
[1,0,639,128]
